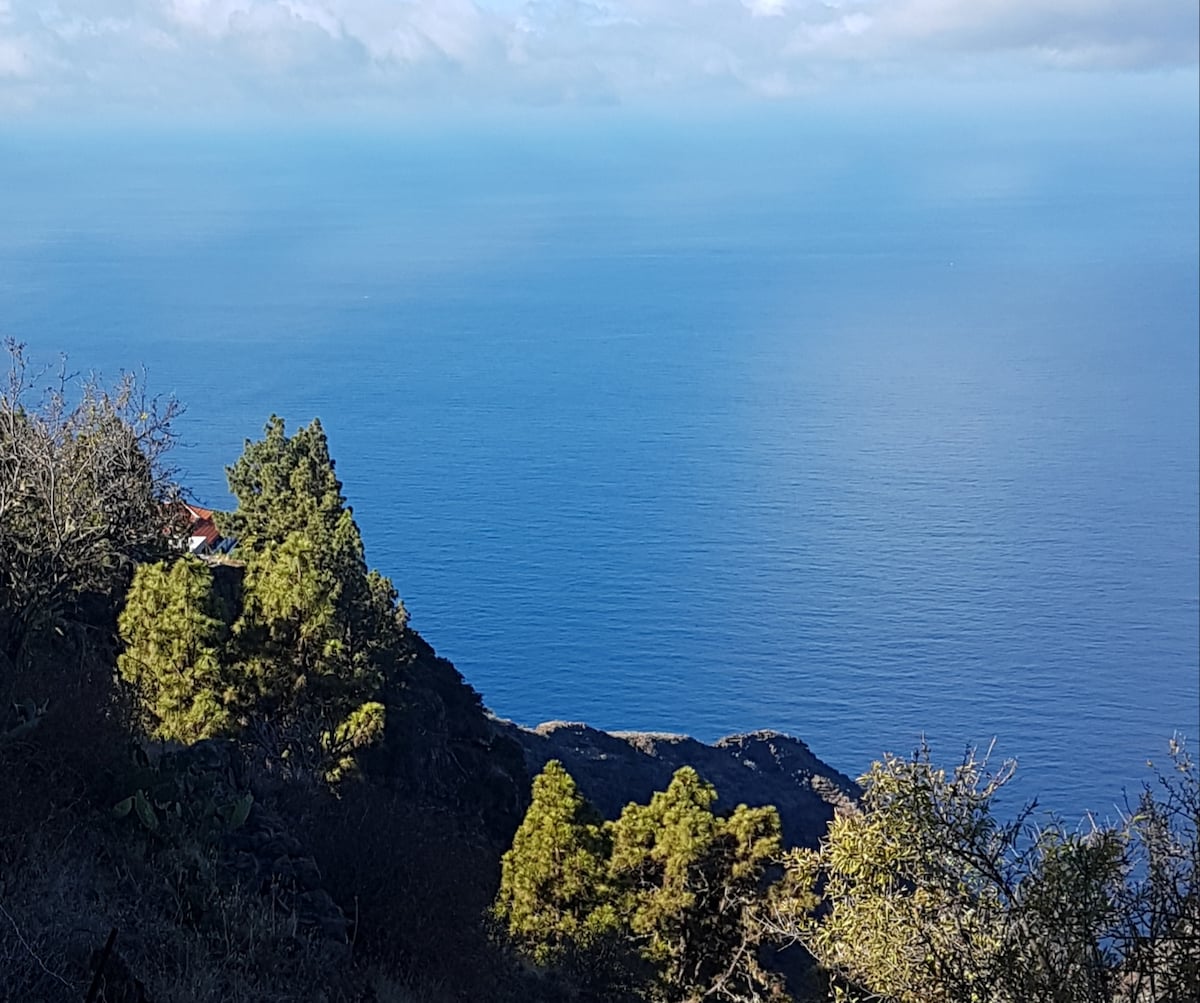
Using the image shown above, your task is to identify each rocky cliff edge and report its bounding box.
[492,719,861,849]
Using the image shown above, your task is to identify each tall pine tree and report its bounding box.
[224,417,399,768]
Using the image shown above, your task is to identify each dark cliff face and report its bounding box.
[363,626,861,854]
[493,719,860,849]
[367,629,530,837]
[366,627,859,850]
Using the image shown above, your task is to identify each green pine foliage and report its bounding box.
[609,767,785,1002]
[323,699,388,782]
[220,414,346,553]
[235,516,379,720]
[117,557,234,742]
[224,415,406,725]
[118,416,406,778]
[223,417,402,767]
[495,763,786,1002]
[493,760,618,968]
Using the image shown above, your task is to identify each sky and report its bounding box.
[0,1,1197,118]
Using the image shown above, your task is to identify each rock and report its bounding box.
[493,719,860,849]
[296,888,348,941]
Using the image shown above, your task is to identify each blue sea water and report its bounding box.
[1,97,1197,821]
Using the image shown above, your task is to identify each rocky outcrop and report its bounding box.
[382,630,857,849]
[493,719,860,849]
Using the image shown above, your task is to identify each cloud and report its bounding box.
[0,37,31,79]
[836,0,1200,70]
[744,0,788,17]
[0,0,1195,115]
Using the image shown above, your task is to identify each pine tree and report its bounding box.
[495,762,785,1001]
[222,417,399,766]
[117,557,234,743]
[493,760,619,968]
[609,767,784,1002]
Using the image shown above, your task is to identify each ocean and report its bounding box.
[1,97,1197,821]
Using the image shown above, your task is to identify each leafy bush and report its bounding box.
[1111,737,1199,1002]
[765,739,1198,1003]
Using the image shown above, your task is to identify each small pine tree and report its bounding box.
[493,760,619,968]
[609,767,785,1002]
[117,557,234,742]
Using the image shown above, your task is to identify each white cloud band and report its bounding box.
[1,0,1196,114]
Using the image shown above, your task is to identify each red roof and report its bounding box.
[168,502,222,550]
[190,514,221,548]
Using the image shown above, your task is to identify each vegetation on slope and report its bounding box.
[0,343,535,1001]
[119,413,398,778]
[0,340,181,665]
[497,744,1198,1002]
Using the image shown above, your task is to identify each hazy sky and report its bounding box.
[1,1,1197,117]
